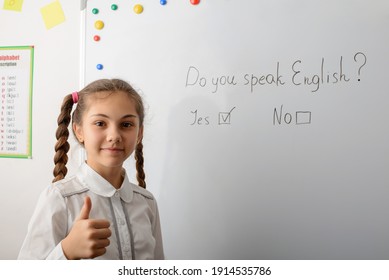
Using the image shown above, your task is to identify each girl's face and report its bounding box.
[73,91,143,175]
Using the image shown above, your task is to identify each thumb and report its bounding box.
[77,196,92,220]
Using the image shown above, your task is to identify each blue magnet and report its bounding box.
[96,64,103,70]
[160,0,167,5]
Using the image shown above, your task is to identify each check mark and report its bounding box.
[218,107,236,125]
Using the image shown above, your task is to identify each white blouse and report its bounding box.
[18,162,164,260]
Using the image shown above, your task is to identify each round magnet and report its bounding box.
[134,4,144,14]
[94,20,104,30]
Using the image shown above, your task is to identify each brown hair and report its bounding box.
[53,79,146,188]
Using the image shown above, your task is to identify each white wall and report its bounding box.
[0,0,81,259]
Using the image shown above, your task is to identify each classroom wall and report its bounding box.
[0,0,81,259]
[1,1,389,260]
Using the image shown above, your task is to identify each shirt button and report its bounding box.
[119,219,125,225]
[123,246,130,252]
[114,192,120,197]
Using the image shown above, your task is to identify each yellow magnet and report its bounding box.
[95,20,104,30]
[133,4,143,14]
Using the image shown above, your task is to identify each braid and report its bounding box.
[135,141,146,188]
[53,95,74,183]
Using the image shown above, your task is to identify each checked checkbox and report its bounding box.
[218,107,236,125]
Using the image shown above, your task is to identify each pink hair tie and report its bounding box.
[72,91,79,104]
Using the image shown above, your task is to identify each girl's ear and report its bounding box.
[137,126,144,144]
[73,123,84,143]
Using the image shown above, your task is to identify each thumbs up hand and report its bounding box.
[61,196,111,260]
[78,195,93,220]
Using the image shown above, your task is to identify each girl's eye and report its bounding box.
[95,121,105,127]
[122,122,133,128]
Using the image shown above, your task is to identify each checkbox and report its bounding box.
[296,111,311,125]
[218,107,236,125]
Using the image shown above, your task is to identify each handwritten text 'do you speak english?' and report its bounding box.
[185,53,367,94]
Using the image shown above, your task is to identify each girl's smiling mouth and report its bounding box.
[101,147,124,152]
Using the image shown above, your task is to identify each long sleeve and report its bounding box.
[152,201,165,260]
[18,186,68,260]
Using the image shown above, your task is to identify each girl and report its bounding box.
[18,79,164,260]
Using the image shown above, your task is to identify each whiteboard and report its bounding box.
[83,0,389,259]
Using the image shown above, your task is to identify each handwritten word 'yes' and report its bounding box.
[190,107,236,126]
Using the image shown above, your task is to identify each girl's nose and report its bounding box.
[107,128,121,143]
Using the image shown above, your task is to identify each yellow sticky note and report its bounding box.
[3,0,24,12]
[40,1,66,30]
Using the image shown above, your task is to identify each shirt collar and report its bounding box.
[76,162,133,203]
